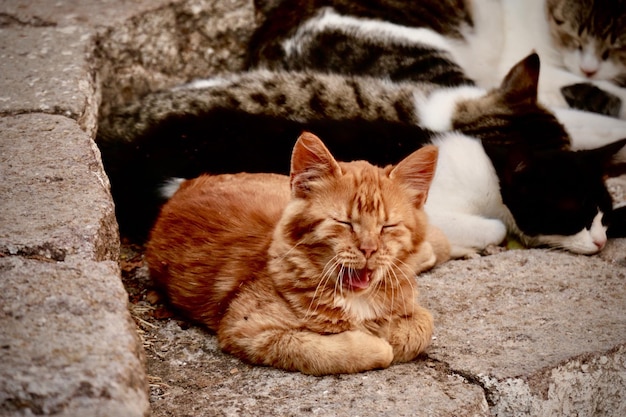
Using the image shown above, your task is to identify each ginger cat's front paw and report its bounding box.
[375,306,434,363]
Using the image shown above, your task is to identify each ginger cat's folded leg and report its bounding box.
[221,328,394,375]
[218,287,394,375]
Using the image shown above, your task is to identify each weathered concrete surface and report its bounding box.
[421,244,626,416]
[0,257,146,416]
[0,114,118,262]
[1,0,626,416]
[95,0,255,121]
[0,24,98,134]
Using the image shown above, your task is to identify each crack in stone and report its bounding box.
[0,13,56,28]
[1,243,67,262]
[424,355,496,408]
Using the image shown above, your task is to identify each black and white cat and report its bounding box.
[248,0,626,119]
[98,54,626,257]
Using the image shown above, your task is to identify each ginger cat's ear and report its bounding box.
[290,132,342,198]
[390,145,438,207]
[499,52,540,105]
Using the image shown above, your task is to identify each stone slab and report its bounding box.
[137,240,626,417]
[0,25,98,134]
[419,240,626,415]
[0,0,171,28]
[0,114,118,262]
[0,256,148,417]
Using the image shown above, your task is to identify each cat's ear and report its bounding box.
[498,52,540,105]
[290,132,342,198]
[390,145,438,207]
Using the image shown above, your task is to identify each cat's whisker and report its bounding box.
[337,263,350,300]
[380,269,395,340]
[387,265,407,318]
[305,255,341,318]
[388,258,416,318]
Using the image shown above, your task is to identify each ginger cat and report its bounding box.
[145,132,449,375]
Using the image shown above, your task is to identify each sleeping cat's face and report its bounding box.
[271,132,438,321]
[547,0,626,85]
[500,139,626,254]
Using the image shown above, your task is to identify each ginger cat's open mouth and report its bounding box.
[340,267,371,291]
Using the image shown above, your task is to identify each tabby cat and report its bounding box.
[145,132,448,375]
[248,0,626,118]
[98,53,626,257]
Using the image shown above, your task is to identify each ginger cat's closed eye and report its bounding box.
[145,132,449,375]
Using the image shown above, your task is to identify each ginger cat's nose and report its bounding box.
[360,239,378,258]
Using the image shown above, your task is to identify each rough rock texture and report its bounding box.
[1,0,626,416]
[0,1,158,416]
[0,24,98,133]
[0,114,118,263]
[141,321,490,417]
[421,245,626,416]
[0,257,147,417]
[95,0,254,121]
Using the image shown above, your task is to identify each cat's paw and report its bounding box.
[480,243,508,256]
[561,83,622,118]
[379,306,434,363]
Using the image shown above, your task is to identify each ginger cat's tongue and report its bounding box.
[341,268,370,290]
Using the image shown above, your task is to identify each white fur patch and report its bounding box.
[415,86,486,131]
[448,0,504,88]
[530,210,607,255]
[334,295,380,322]
[425,132,509,257]
[160,177,186,199]
[172,77,230,91]
[284,7,453,57]
[551,108,626,161]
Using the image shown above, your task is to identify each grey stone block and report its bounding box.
[0,114,119,263]
[0,25,98,134]
[420,243,626,415]
[0,257,148,417]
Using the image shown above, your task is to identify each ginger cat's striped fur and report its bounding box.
[145,132,449,375]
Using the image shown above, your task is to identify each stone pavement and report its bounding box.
[0,1,625,416]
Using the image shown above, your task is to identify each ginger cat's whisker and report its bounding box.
[306,255,341,318]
